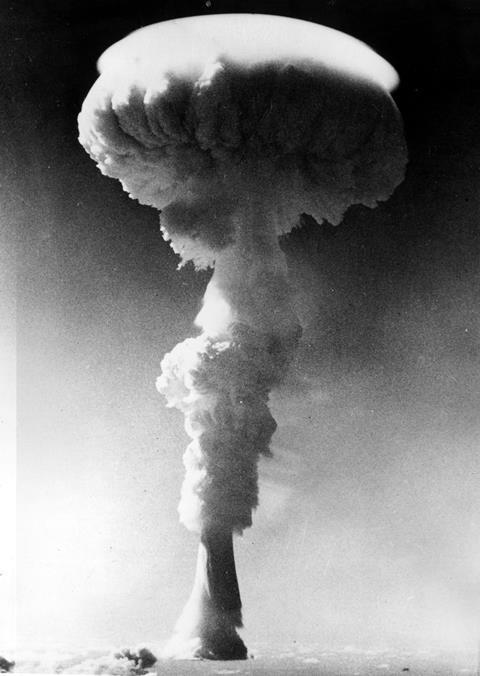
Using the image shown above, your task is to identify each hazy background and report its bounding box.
[5,0,480,658]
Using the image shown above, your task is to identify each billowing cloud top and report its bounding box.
[78,14,407,267]
[98,14,399,91]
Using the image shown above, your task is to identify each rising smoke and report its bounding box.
[155,194,302,656]
[78,14,407,659]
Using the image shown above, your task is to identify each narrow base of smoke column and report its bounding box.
[162,528,248,661]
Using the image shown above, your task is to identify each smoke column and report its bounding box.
[157,185,302,658]
[78,14,407,660]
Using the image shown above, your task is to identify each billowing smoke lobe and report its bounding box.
[78,14,406,661]
[158,325,300,535]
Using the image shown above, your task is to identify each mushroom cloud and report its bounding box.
[78,13,407,661]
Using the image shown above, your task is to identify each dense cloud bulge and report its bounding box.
[79,14,406,268]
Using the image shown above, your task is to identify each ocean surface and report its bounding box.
[11,644,478,675]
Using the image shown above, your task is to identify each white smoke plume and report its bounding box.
[155,201,302,658]
[157,201,302,535]
[78,14,407,660]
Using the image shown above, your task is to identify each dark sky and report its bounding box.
[6,0,480,654]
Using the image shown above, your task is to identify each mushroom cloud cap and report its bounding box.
[98,14,399,90]
[79,14,407,268]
